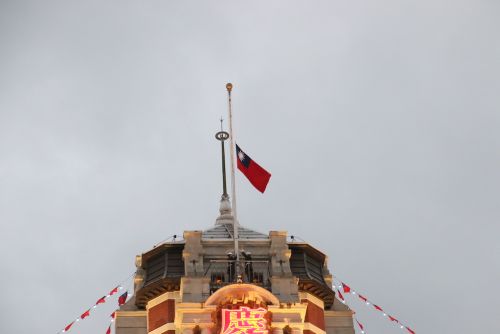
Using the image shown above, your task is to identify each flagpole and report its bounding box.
[226,82,240,281]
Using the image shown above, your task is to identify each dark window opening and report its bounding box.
[251,272,264,284]
[211,272,225,284]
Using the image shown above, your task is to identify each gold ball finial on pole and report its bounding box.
[226,83,233,92]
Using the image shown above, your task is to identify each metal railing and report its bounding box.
[204,260,271,292]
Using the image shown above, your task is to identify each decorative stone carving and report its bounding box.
[134,255,145,292]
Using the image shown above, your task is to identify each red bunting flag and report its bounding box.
[388,315,398,323]
[109,286,119,296]
[334,278,414,333]
[63,321,74,332]
[96,296,107,305]
[118,291,128,306]
[80,309,90,320]
[356,320,364,330]
[56,282,132,334]
[337,290,345,301]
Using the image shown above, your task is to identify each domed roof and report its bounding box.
[202,223,268,240]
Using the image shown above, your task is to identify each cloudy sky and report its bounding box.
[1,1,499,333]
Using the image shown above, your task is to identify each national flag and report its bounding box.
[106,325,111,334]
[236,144,271,193]
[110,311,116,319]
[80,309,90,319]
[118,291,128,306]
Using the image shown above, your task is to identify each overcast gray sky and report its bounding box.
[1,0,499,333]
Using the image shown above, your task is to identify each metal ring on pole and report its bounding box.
[215,131,230,141]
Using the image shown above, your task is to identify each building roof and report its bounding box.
[202,223,268,240]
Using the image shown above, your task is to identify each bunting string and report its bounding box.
[333,286,366,334]
[57,286,124,333]
[152,234,183,248]
[355,319,366,334]
[105,311,116,334]
[103,291,128,334]
[288,233,415,333]
[56,272,134,334]
[333,277,415,334]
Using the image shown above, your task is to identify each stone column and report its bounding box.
[201,328,212,334]
[269,231,299,304]
[183,231,204,275]
[269,231,292,276]
[272,328,284,334]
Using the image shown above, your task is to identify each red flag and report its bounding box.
[406,327,415,334]
[337,290,345,301]
[80,309,90,319]
[118,291,128,306]
[110,311,116,319]
[342,282,351,294]
[358,294,368,303]
[356,320,364,330]
[63,321,74,332]
[373,304,383,312]
[96,296,106,305]
[388,315,399,323]
[236,144,271,193]
[109,286,119,296]
[106,325,111,334]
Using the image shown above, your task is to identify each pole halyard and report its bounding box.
[226,82,240,281]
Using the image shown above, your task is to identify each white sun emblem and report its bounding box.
[238,151,245,161]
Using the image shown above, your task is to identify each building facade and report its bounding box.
[115,196,355,334]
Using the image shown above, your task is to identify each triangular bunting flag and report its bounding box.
[337,290,345,301]
[342,282,351,294]
[80,309,90,320]
[388,315,399,323]
[63,321,74,332]
[118,291,128,306]
[356,320,364,330]
[96,296,106,305]
[108,286,119,296]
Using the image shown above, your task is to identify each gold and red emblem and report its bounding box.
[220,307,269,334]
